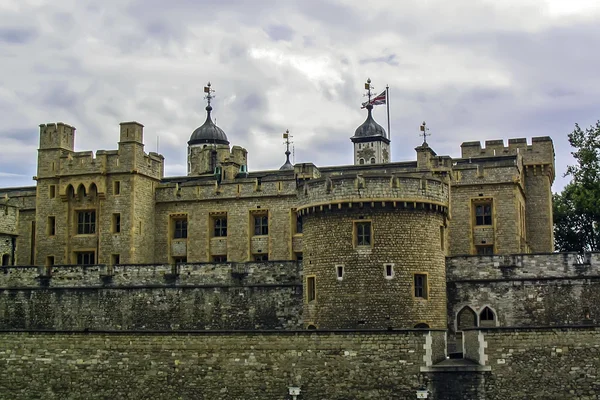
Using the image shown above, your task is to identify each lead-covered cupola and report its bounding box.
[350,78,390,165]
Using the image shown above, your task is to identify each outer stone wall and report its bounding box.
[0,330,443,400]
[447,253,600,329]
[462,326,600,399]
[0,262,302,330]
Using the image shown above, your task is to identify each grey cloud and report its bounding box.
[265,24,294,42]
[0,27,38,44]
[359,54,399,66]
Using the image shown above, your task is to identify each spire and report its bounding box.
[188,82,229,146]
[279,130,294,170]
[351,78,388,141]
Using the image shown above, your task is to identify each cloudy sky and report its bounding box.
[1,0,599,191]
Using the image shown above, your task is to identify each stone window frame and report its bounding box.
[384,263,395,279]
[370,157,376,164]
[47,216,56,236]
[472,198,493,226]
[253,253,268,262]
[111,254,120,265]
[335,264,344,281]
[306,275,316,303]
[46,256,55,266]
[209,211,228,238]
[113,181,121,196]
[112,213,121,234]
[212,254,227,263]
[478,305,499,327]
[49,185,56,199]
[413,273,429,300]
[475,244,494,255]
[353,219,373,248]
[455,305,478,331]
[75,250,95,265]
[251,210,269,236]
[359,158,365,165]
[75,209,96,235]
[170,214,188,240]
[291,209,303,235]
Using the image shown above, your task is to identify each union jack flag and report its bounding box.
[361,90,386,108]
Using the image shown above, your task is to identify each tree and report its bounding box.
[553,121,600,252]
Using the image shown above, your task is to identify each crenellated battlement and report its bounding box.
[460,136,554,166]
[298,174,449,214]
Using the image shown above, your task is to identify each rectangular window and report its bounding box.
[114,181,121,195]
[49,185,56,199]
[476,245,494,255]
[48,216,56,236]
[306,276,316,302]
[253,214,268,236]
[253,253,268,262]
[414,274,428,299]
[77,211,96,234]
[440,226,444,251]
[384,263,394,279]
[336,265,344,280]
[112,213,121,233]
[296,214,303,234]
[112,254,120,265]
[76,252,95,265]
[474,202,492,226]
[213,216,227,237]
[173,218,188,239]
[173,256,187,264]
[294,252,303,262]
[46,256,55,266]
[212,255,227,262]
[354,221,372,246]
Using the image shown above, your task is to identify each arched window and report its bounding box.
[307,324,317,330]
[457,306,478,330]
[1,254,9,266]
[479,307,496,327]
[76,184,86,200]
[370,158,376,164]
[414,323,430,329]
[88,183,98,198]
[66,184,75,199]
[359,158,365,165]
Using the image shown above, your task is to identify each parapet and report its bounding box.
[39,122,75,151]
[460,137,554,166]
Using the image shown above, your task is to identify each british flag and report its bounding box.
[361,90,387,108]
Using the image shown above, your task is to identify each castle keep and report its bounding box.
[2,83,599,399]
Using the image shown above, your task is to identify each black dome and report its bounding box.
[188,105,229,146]
[351,105,387,140]
[279,159,294,171]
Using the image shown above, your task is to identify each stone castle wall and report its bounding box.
[447,253,600,329]
[461,326,600,399]
[0,330,445,400]
[0,262,302,331]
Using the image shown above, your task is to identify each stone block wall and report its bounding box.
[463,327,600,399]
[0,330,438,400]
[447,253,600,329]
[0,262,302,331]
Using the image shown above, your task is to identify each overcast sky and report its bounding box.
[1,0,599,191]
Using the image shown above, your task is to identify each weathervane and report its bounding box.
[420,121,430,144]
[283,129,293,164]
[364,78,373,106]
[203,81,215,107]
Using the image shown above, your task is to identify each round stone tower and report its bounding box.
[299,174,449,329]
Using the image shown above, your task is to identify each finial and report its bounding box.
[419,121,430,144]
[203,81,215,110]
[283,129,293,161]
[363,78,373,108]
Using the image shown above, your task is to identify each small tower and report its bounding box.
[351,78,390,165]
[188,82,231,176]
[279,130,294,171]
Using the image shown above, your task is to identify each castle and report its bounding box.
[1,83,599,400]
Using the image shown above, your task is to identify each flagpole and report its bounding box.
[386,85,390,141]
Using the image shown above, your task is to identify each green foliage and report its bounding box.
[554,121,600,252]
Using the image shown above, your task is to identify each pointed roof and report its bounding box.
[188,104,229,146]
[351,104,389,143]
